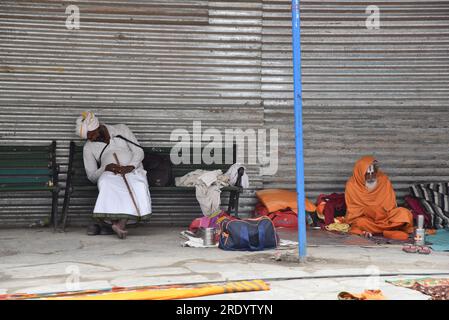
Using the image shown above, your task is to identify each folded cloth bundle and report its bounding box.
[338,289,386,300]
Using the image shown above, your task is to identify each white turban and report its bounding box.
[76,111,99,139]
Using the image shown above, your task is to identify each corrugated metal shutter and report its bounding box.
[1,0,448,227]
[262,0,449,201]
[0,0,264,226]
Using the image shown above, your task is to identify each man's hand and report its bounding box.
[105,164,135,175]
[119,165,135,175]
[105,163,121,174]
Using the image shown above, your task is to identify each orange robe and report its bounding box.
[345,156,414,240]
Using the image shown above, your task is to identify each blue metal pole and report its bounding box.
[291,0,307,261]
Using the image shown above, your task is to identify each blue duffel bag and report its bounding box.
[218,216,279,251]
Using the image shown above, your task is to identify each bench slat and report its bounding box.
[0,160,50,168]
[0,151,49,158]
[71,177,95,186]
[68,185,241,193]
[0,168,51,176]
[150,186,241,192]
[0,185,53,192]
[0,176,51,184]
[172,166,228,173]
[0,146,52,152]
[70,162,230,173]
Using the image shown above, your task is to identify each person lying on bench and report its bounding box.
[75,111,152,239]
[345,156,414,240]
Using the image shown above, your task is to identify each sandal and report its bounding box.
[402,244,418,253]
[417,246,431,255]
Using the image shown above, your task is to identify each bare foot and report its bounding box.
[362,231,373,238]
[112,224,128,239]
[118,219,128,231]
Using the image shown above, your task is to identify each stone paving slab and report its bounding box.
[0,227,448,299]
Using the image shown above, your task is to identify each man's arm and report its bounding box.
[118,124,144,171]
[83,144,105,183]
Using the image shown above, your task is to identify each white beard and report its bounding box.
[365,179,377,191]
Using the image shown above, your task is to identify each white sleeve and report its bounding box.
[83,144,104,184]
[118,124,144,168]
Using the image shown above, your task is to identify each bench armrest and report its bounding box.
[234,166,245,188]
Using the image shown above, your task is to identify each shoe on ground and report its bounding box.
[99,224,114,235]
[86,223,101,236]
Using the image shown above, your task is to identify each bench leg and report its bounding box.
[227,190,240,218]
[227,193,232,213]
[227,166,244,218]
[61,189,71,232]
[51,191,59,231]
[227,191,236,215]
[234,192,240,218]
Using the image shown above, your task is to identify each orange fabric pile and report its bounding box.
[345,156,414,240]
[255,189,316,213]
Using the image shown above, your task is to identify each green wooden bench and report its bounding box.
[61,141,244,230]
[0,141,60,230]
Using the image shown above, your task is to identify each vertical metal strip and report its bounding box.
[291,0,307,261]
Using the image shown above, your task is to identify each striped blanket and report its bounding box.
[410,183,449,229]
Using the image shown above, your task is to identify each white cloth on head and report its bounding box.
[224,163,249,188]
[76,111,100,139]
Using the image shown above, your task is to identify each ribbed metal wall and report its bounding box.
[262,0,449,202]
[1,0,449,226]
[0,0,264,226]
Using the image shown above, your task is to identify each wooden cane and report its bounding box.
[113,153,141,217]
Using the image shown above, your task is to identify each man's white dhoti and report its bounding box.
[93,169,152,220]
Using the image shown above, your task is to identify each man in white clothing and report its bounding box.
[75,112,152,239]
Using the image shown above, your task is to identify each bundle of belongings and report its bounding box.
[254,189,317,228]
[218,216,279,251]
[179,165,279,251]
[408,183,449,229]
[314,193,350,232]
[184,211,279,251]
[253,188,350,233]
[175,163,249,218]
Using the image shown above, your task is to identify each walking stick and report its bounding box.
[113,153,141,217]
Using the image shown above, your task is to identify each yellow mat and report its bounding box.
[39,280,270,300]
